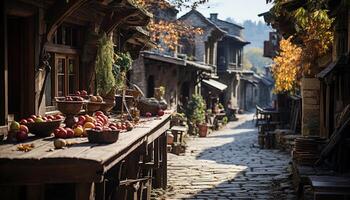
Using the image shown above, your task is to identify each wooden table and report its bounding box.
[0,112,173,200]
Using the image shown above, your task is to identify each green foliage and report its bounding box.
[95,33,116,96]
[113,52,133,90]
[186,94,206,124]
[222,116,228,125]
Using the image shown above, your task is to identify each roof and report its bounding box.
[202,79,228,91]
[179,9,227,35]
[142,51,213,72]
[225,34,250,44]
[211,18,244,29]
[142,51,186,66]
[186,61,213,72]
[227,69,255,74]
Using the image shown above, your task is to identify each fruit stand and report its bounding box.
[0,110,173,200]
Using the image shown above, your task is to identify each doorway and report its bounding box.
[7,15,35,120]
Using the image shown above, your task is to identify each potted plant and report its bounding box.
[95,33,116,113]
[186,94,208,137]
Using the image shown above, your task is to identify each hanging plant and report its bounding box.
[113,52,133,90]
[95,33,116,96]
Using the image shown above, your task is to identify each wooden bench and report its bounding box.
[307,176,350,200]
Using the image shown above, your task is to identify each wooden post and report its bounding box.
[0,0,7,127]
[75,183,95,200]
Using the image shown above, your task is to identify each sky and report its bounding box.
[178,0,273,23]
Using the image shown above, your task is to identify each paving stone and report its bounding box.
[153,113,296,199]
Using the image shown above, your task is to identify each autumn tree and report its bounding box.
[135,0,206,51]
[272,37,302,93]
[268,0,334,93]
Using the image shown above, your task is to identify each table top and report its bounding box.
[0,111,173,185]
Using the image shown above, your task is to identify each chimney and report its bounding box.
[210,13,218,21]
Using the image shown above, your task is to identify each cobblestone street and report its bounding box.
[154,113,296,200]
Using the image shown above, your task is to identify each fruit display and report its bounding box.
[64,96,84,102]
[53,127,75,139]
[19,114,63,137]
[8,121,29,142]
[55,97,84,128]
[137,97,167,116]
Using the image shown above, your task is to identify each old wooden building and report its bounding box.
[0,0,151,136]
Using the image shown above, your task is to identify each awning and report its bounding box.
[202,79,227,91]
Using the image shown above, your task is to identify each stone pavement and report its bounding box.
[153,113,296,200]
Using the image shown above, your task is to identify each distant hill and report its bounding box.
[226,18,272,48]
[226,18,273,74]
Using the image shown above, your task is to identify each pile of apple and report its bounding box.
[145,109,165,118]
[90,95,103,103]
[63,96,84,102]
[8,121,29,142]
[74,90,88,97]
[19,114,64,124]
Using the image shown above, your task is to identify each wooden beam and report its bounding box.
[100,9,138,35]
[46,0,89,42]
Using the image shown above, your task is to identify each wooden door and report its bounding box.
[7,15,35,120]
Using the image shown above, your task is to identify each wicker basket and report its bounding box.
[137,100,160,116]
[26,120,63,137]
[87,129,120,144]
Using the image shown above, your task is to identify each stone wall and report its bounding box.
[130,57,147,95]
[301,78,320,136]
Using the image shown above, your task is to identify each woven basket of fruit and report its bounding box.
[86,102,105,113]
[137,98,161,116]
[26,119,63,137]
[87,129,120,144]
[55,97,84,115]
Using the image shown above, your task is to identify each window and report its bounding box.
[52,25,81,47]
[45,24,82,109]
[55,54,79,97]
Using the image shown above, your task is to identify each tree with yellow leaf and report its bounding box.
[135,0,205,51]
[272,37,302,94]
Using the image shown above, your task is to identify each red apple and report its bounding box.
[146,112,152,118]
[75,91,81,96]
[27,118,35,123]
[110,126,118,131]
[20,119,28,124]
[94,126,103,131]
[81,90,87,96]
[95,122,103,127]
[103,127,112,131]
[56,128,67,138]
[55,115,64,120]
[77,120,85,126]
[16,131,28,142]
[54,128,60,135]
[47,115,55,120]
[121,125,127,130]
[66,128,74,138]
[95,111,104,116]
[19,125,29,134]
[42,116,48,121]
[78,116,86,122]
[30,115,37,119]
[157,109,165,117]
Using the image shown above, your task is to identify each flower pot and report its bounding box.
[198,124,208,137]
